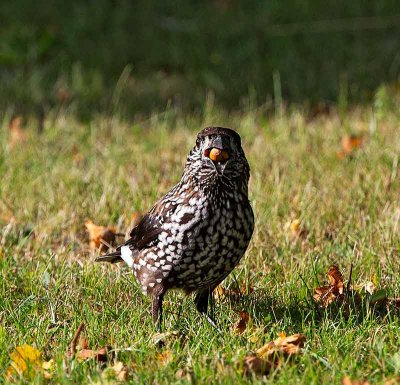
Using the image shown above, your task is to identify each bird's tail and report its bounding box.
[95,250,122,264]
[95,245,134,268]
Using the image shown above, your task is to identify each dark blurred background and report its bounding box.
[1,0,400,118]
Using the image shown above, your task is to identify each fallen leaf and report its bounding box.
[214,284,254,303]
[214,285,228,302]
[285,218,308,240]
[70,322,112,363]
[337,134,364,158]
[5,345,42,380]
[243,333,305,377]
[8,116,27,149]
[76,347,109,363]
[175,367,194,381]
[152,330,182,346]
[234,311,250,335]
[363,281,377,295]
[342,375,371,385]
[70,322,84,356]
[242,354,272,376]
[314,265,345,307]
[85,220,118,251]
[328,265,344,294]
[157,350,174,366]
[103,361,129,382]
[42,359,54,379]
[256,333,306,358]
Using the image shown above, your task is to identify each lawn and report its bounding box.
[1,105,400,384]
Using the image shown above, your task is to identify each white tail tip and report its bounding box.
[121,246,134,268]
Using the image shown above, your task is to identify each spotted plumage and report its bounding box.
[96,127,254,330]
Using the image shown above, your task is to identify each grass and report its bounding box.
[1,104,400,384]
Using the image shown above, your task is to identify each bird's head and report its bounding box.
[183,127,250,191]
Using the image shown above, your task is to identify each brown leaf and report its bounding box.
[175,367,194,381]
[70,322,84,356]
[76,347,110,363]
[337,134,364,158]
[328,265,344,294]
[84,220,117,251]
[234,311,250,335]
[111,361,129,381]
[314,265,346,307]
[8,116,27,149]
[242,354,273,376]
[256,333,306,358]
[342,375,371,385]
[214,284,254,303]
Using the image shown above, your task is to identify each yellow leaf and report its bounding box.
[6,345,41,379]
[157,350,173,366]
[256,333,306,358]
[214,285,227,303]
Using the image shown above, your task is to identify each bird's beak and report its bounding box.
[204,135,230,163]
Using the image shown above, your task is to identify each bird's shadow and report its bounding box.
[214,288,398,331]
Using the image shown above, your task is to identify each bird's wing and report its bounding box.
[96,185,180,264]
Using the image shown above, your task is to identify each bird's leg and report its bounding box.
[152,286,166,332]
[195,288,221,332]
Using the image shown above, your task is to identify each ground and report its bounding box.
[1,105,400,384]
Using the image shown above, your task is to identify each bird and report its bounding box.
[96,126,254,331]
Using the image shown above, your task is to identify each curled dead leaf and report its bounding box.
[242,354,272,376]
[314,265,345,307]
[363,281,376,295]
[108,361,129,382]
[243,333,305,377]
[256,333,306,358]
[234,311,250,335]
[76,346,110,363]
[85,220,119,251]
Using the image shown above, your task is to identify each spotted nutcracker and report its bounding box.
[96,127,254,330]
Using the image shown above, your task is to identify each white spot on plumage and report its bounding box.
[121,246,134,268]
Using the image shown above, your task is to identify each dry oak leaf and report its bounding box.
[314,265,345,307]
[5,344,53,380]
[234,311,250,335]
[256,333,306,358]
[243,333,306,377]
[85,220,118,251]
[342,375,371,385]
